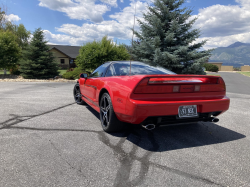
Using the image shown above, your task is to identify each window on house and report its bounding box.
[61,59,65,64]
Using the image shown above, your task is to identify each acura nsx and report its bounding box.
[73,61,230,132]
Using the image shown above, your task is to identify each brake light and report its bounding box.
[134,77,225,94]
[218,77,226,91]
[134,78,149,94]
[148,77,219,84]
[149,78,203,84]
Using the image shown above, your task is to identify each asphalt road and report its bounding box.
[0,73,250,187]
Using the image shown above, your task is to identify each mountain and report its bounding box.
[209,42,250,67]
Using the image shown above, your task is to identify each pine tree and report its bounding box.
[19,28,59,79]
[131,0,212,74]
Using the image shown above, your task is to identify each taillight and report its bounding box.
[134,77,225,94]
[218,77,226,91]
[149,78,203,84]
[134,78,149,94]
[148,77,219,84]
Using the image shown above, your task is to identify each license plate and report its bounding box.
[178,105,198,118]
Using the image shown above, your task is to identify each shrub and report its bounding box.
[62,67,86,80]
[66,68,74,72]
[203,63,219,72]
[76,36,130,70]
[9,65,21,75]
[233,67,241,71]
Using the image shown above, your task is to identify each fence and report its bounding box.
[241,66,250,72]
[221,66,233,71]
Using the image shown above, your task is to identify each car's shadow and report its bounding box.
[86,105,246,152]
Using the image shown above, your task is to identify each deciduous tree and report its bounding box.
[0,31,21,74]
[76,36,130,72]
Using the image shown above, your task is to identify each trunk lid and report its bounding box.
[130,75,226,101]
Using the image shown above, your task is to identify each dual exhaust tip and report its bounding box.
[141,118,219,131]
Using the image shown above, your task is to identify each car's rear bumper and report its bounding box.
[116,96,230,124]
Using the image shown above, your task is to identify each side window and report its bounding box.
[89,63,110,78]
[105,64,116,77]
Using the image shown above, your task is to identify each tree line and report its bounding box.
[1,0,213,79]
[0,7,58,78]
[71,0,212,78]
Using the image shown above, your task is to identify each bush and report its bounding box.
[76,36,130,70]
[9,65,21,75]
[62,67,86,80]
[233,67,241,71]
[203,63,219,72]
[66,68,74,72]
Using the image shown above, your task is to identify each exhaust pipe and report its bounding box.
[212,118,219,123]
[208,117,219,123]
[142,124,156,130]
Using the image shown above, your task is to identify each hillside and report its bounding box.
[209,42,250,67]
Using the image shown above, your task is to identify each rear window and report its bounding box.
[105,61,176,76]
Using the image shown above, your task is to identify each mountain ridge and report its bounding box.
[209,42,250,66]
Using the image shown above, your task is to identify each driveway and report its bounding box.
[0,73,250,186]
[216,72,250,95]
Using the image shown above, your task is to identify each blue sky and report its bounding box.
[2,0,250,49]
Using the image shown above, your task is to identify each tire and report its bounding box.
[73,83,85,105]
[100,92,126,132]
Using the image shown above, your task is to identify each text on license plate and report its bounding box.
[178,105,198,118]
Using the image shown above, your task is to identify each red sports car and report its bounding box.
[73,61,230,132]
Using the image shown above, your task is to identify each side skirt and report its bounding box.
[81,96,100,113]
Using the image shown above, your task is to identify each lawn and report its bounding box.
[238,72,250,77]
[1,70,66,75]
[206,74,221,76]
[59,70,67,75]
[0,70,10,74]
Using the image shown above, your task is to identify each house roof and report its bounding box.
[48,45,81,59]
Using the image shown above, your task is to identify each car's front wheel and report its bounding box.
[73,83,85,105]
[100,93,126,132]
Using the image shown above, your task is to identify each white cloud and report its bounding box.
[195,32,250,50]
[5,14,21,22]
[192,0,250,48]
[45,1,149,45]
[44,0,250,49]
[38,0,117,23]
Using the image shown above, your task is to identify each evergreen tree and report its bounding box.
[19,28,59,79]
[131,0,212,74]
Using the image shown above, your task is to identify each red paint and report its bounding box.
[79,74,230,124]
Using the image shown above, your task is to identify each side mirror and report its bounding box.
[80,73,88,78]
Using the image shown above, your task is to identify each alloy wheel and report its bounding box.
[100,96,110,127]
[74,84,82,104]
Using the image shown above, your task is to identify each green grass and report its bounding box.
[206,74,221,76]
[238,72,250,77]
[1,70,67,76]
[59,70,67,75]
[0,70,10,74]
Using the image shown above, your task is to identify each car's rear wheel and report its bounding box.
[100,93,126,132]
[73,83,85,105]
